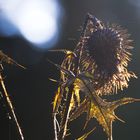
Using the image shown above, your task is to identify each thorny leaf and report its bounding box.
[71,95,140,140]
[50,58,140,140]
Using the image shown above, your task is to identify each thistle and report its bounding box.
[50,13,139,140]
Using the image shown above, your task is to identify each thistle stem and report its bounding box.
[53,113,58,140]
[0,73,24,140]
[58,84,74,140]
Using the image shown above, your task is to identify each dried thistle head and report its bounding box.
[73,15,137,95]
[50,14,139,140]
[87,27,128,75]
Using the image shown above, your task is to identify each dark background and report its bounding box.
[0,0,140,140]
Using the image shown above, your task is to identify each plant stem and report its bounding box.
[0,73,24,140]
[58,84,74,140]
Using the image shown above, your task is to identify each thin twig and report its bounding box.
[0,73,24,140]
[53,113,58,140]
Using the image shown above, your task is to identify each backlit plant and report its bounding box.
[50,13,140,140]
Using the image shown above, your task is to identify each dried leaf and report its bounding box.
[0,50,25,69]
[71,94,140,140]
[76,127,96,140]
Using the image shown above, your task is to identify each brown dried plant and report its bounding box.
[0,50,25,140]
[50,13,140,140]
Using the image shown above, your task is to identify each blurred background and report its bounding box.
[0,0,140,140]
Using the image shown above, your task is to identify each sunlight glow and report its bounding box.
[16,0,58,44]
[0,0,61,48]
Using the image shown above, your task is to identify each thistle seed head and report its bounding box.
[76,23,136,95]
[87,28,122,76]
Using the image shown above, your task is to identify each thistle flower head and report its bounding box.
[58,15,136,95]
[87,28,122,75]
[74,18,137,95]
